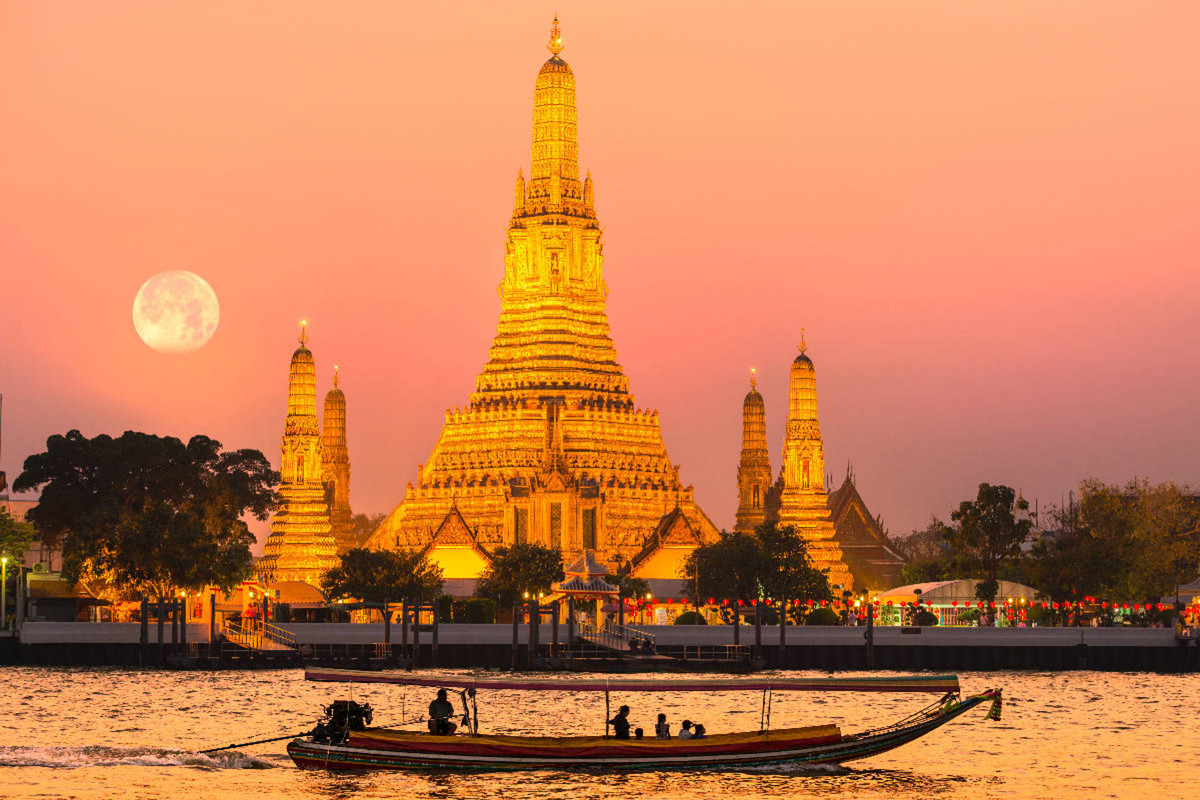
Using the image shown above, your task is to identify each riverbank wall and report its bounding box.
[4,624,1197,671]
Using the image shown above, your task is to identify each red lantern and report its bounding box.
[708,597,715,605]
[750,599,757,607]
[765,599,773,606]
[886,601,893,607]
[806,599,814,607]
[1101,602,1108,609]
[820,600,828,607]
[989,602,996,609]
[722,598,729,606]
[952,601,958,607]
[737,599,744,607]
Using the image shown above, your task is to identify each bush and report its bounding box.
[914,608,939,626]
[805,607,840,626]
[437,595,453,623]
[451,597,497,624]
[673,610,707,625]
[958,608,981,625]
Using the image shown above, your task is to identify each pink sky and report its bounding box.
[1,2,1198,548]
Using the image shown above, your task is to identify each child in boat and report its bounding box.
[608,705,632,739]
[655,713,671,739]
[428,689,458,735]
[677,720,694,739]
[693,724,707,739]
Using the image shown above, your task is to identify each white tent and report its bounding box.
[878,579,1040,605]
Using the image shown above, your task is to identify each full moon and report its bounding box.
[132,271,220,353]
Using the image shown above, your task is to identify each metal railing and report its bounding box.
[220,620,297,651]
[262,621,297,649]
[577,622,656,653]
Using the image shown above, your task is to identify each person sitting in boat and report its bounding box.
[634,728,644,740]
[655,713,671,739]
[608,705,632,739]
[677,719,694,739]
[428,689,458,735]
[692,724,707,739]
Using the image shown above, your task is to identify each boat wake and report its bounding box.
[0,745,275,770]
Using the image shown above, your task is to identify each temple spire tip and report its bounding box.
[299,319,309,347]
[547,15,564,56]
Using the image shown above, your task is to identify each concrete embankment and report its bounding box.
[4,623,1198,671]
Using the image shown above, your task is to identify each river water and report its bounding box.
[0,667,1193,800]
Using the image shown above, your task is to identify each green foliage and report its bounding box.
[474,542,564,607]
[1027,479,1200,603]
[322,548,442,605]
[682,524,832,615]
[805,607,840,626]
[14,430,277,597]
[914,607,939,626]
[608,562,650,601]
[893,519,973,584]
[947,484,1031,603]
[448,597,497,623]
[958,607,982,625]
[673,610,707,625]
[0,508,34,580]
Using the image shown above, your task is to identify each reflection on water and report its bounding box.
[0,667,1194,799]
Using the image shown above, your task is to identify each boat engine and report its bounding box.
[309,699,374,744]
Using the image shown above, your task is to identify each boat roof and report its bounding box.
[304,668,960,694]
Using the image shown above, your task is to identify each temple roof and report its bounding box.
[828,475,906,590]
[565,549,609,580]
[630,505,703,570]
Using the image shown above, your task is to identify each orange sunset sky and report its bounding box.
[1,2,1198,547]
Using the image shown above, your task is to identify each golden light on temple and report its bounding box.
[365,17,720,583]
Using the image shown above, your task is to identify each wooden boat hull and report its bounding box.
[287,692,992,772]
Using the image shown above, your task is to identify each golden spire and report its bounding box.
[547,15,564,56]
[299,319,309,347]
[332,364,340,389]
[750,367,758,390]
[798,328,807,355]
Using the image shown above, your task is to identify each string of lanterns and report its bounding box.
[625,596,1175,612]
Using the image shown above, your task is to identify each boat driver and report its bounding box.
[428,689,458,735]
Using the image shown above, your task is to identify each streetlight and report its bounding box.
[1,554,8,631]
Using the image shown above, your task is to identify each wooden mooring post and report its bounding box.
[511,601,520,669]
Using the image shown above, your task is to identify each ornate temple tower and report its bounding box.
[735,369,772,534]
[321,366,355,554]
[368,19,718,580]
[257,323,339,586]
[776,336,855,589]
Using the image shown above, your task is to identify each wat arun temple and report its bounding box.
[259,20,904,594]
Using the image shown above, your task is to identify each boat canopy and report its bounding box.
[303,668,960,694]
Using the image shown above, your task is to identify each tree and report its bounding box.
[14,430,277,598]
[757,523,834,604]
[682,524,831,622]
[321,548,442,605]
[892,518,973,584]
[608,561,650,604]
[474,542,564,607]
[0,508,33,596]
[1029,479,1200,604]
[352,512,388,547]
[947,484,1031,603]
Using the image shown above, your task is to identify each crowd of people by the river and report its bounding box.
[607,706,706,741]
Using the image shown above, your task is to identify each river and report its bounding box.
[0,668,1193,799]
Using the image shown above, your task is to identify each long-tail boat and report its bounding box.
[288,669,1002,772]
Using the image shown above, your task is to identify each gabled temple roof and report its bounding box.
[421,502,493,563]
[828,475,906,590]
[565,549,608,580]
[630,505,703,570]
